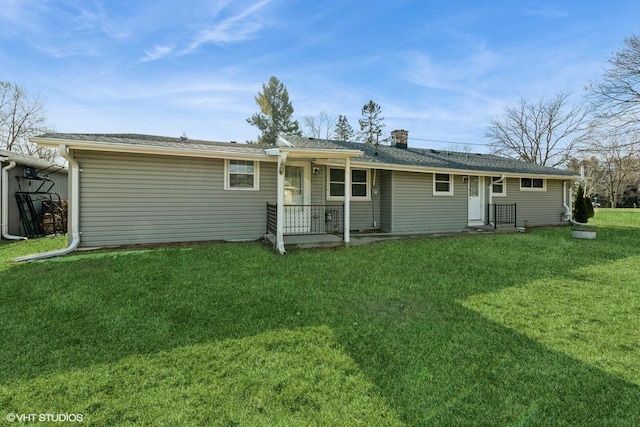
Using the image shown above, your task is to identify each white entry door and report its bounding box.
[468,175,484,226]
[284,163,310,234]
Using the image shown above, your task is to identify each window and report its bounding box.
[520,177,545,191]
[433,173,453,196]
[225,159,259,190]
[327,167,370,200]
[491,176,506,196]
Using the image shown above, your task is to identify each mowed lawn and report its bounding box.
[1,209,639,426]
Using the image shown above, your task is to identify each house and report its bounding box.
[27,131,577,255]
[0,149,68,240]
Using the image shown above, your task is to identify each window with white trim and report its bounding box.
[520,177,545,191]
[225,159,259,190]
[433,173,453,196]
[491,176,506,196]
[327,167,370,200]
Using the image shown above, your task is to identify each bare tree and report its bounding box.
[588,34,640,139]
[0,81,56,161]
[597,138,640,207]
[302,111,336,139]
[486,92,589,167]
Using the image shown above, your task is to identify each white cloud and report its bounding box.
[184,0,272,53]
[140,45,174,62]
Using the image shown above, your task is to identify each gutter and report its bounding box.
[13,145,80,262]
[2,161,28,240]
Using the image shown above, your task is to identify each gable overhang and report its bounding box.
[30,136,273,163]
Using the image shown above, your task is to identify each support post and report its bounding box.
[344,157,350,245]
[276,153,286,254]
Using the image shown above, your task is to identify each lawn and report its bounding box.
[1,209,639,425]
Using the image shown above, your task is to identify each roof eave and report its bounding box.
[312,158,577,179]
[30,137,274,162]
[266,147,363,159]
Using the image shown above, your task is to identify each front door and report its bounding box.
[284,163,310,234]
[468,175,484,226]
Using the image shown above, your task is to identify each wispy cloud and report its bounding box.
[184,0,272,53]
[141,45,174,63]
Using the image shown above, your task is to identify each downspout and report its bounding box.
[371,169,377,229]
[2,161,28,240]
[14,145,80,262]
[562,181,571,221]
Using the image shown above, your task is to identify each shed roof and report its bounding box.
[0,148,66,171]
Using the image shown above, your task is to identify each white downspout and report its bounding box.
[275,152,287,254]
[2,161,28,240]
[562,181,571,221]
[14,145,80,262]
[344,157,351,245]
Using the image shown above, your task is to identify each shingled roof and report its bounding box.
[35,133,270,156]
[281,135,576,177]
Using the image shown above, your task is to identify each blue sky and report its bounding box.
[1,0,639,151]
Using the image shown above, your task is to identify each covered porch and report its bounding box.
[264,144,363,253]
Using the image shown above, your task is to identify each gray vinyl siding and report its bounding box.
[316,166,380,231]
[2,162,68,237]
[379,170,392,232]
[391,171,467,233]
[75,151,276,247]
[498,178,567,227]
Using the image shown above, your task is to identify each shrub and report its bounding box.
[573,185,589,224]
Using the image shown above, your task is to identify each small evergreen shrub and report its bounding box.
[573,185,589,224]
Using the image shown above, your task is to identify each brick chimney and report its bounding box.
[391,129,408,149]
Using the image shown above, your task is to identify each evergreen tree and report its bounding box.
[246,76,301,145]
[358,100,385,144]
[573,185,589,223]
[334,115,355,141]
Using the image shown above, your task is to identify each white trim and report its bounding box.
[32,137,274,163]
[433,173,454,196]
[491,176,507,197]
[344,158,350,244]
[312,159,577,181]
[468,175,485,226]
[224,159,260,191]
[519,177,546,192]
[284,161,311,205]
[326,167,371,201]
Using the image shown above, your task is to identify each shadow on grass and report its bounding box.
[0,326,402,426]
[1,226,640,425]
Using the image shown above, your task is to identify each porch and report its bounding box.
[266,203,344,236]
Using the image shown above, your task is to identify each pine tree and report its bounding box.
[246,76,301,145]
[334,115,355,141]
[358,100,385,144]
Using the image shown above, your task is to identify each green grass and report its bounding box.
[1,211,639,426]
